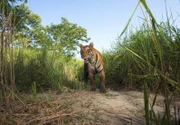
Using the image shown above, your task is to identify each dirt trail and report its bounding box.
[38,89,165,125]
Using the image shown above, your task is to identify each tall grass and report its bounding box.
[104,22,180,90]
[14,48,84,92]
[103,0,180,124]
[0,0,16,105]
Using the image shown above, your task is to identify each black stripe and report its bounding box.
[95,52,98,65]
[98,69,103,74]
[96,64,101,69]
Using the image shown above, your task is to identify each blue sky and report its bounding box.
[27,0,180,57]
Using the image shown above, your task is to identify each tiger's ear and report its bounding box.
[79,44,83,49]
[89,42,94,48]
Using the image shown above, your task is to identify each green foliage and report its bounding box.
[0,0,27,16]
[103,1,180,124]
[0,1,29,28]
[1,1,90,57]
[2,0,180,124]
[13,4,42,48]
[103,22,180,90]
[14,48,84,91]
[45,17,90,56]
[31,82,37,99]
[1,0,89,91]
[14,15,90,57]
[13,4,41,31]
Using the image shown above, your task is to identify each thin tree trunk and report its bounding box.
[8,11,15,92]
[1,6,5,91]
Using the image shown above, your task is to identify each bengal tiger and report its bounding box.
[79,42,106,93]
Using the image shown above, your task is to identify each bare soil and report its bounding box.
[1,89,167,125]
[36,89,165,125]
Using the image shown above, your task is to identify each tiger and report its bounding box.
[79,42,106,93]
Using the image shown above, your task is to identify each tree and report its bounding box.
[13,4,41,48]
[0,0,27,25]
[28,17,90,57]
[13,4,41,32]
[1,1,90,57]
[0,0,27,94]
[46,17,90,56]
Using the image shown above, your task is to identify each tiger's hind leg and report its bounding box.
[99,70,106,93]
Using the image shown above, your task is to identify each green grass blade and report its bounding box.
[119,1,140,37]
[144,80,150,125]
[160,74,180,91]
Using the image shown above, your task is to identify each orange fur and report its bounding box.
[80,42,106,93]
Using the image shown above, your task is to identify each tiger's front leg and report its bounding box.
[89,72,96,91]
[99,70,106,93]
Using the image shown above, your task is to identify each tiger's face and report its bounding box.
[80,42,94,63]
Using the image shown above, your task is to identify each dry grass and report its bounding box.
[0,89,168,125]
[0,91,81,125]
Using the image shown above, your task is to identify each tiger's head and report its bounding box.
[80,42,94,63]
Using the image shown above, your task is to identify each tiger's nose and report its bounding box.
[83,57,89,63]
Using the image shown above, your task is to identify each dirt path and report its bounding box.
[37,89,165,125]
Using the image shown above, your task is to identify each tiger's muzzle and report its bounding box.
[83,57,89,63]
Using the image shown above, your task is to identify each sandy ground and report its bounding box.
[37,89,165,125]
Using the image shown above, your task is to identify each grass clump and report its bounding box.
[103,1,180,124]
[103,22,180,91]
[14,48,84,92]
